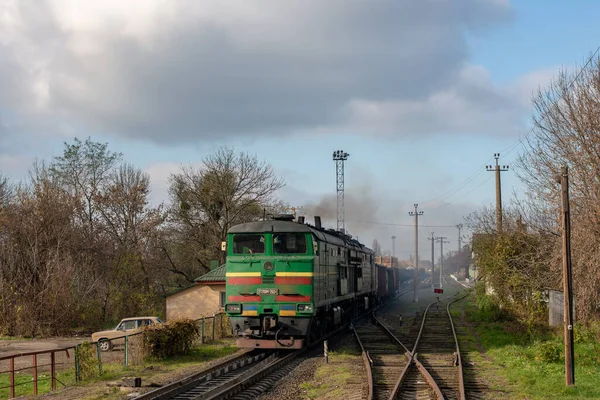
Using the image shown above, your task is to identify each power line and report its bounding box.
[419,47,600,208]
[345,219,459,228]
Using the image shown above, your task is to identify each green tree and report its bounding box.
[49,136,122,236]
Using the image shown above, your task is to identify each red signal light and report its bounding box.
[434,288,443,293]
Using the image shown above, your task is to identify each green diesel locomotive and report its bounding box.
[224,214,378,349]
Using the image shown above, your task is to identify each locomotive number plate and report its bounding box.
[257,288,279,295]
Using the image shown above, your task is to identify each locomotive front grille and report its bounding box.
[262,275,275,284]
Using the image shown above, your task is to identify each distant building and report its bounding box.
[375,256,399,268]
[165,264,226,321]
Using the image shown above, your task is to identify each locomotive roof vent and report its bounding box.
[271,213,295,221]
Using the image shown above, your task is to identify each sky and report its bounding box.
[1,0,599,262]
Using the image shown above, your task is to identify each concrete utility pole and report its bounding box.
[391,236,396,258]
[557,165,575,386]
[486,153,509,232]
[436,236,449,288]
[456,223,463,252]
[409,204,423,303]
[333,150,350,234]
[428,232,435,288]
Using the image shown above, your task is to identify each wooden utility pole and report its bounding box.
[436,237,449,288]
[409,204,423,303]
[557,165,575,386]
[428,232,435,288]
[486,153,509,232]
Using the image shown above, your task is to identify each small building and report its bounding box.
[375,256,399,268]
[165,264,226,321]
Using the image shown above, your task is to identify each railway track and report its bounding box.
[133,349,269,400]
[135,282,418,400]
[354,293,468,400]
[134,313,374,400]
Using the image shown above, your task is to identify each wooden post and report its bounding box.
[9,357,15,398]
[124,335,129,367]
[559,165,575,386]
[51,351,56,390]
[33,354,38,395]
[324,340,328,364]
[96,341,103,375]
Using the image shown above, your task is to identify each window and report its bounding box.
[219,291,226,308]
[273,233,307,254]
[117,320,137,331]
[357,268,363,278]
[138,319,152,327]
[233,234,265,254]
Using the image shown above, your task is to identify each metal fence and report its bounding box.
[0,312,232,399]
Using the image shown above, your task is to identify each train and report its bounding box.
[223,213,402,349]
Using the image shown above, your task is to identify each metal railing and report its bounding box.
[0,312,233,399]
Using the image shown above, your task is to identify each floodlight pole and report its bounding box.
[333,150,350,234]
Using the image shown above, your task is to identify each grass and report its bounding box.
[0,340,239,400]
[455,293,600,399]
[299,345,360,400]
[0,336,33,341]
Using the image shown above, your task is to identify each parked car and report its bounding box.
[91,316,163,351]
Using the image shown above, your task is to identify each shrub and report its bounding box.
[474,289,511,322]
[74,341,101,380]
[143,317,200,359]
[574,322,600,344]
[534,341,561,363]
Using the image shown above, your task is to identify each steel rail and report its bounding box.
[196,323,350,400]
[384,301,445,400]
[447,293,469,400]
[350,324,374,400]
[138,281,418,400]
[133,349,264,400]
[347,282,415,400]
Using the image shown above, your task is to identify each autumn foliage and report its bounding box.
[0,139,286,336]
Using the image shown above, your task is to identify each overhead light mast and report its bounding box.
[333,150,349,234]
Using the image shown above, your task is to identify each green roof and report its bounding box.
[194,264,226,282]
[163,264,226,298]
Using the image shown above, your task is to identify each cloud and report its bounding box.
[342,65,529,136]
[0,0,517,145]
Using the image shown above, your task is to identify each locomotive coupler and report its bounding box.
[262,315,278,331]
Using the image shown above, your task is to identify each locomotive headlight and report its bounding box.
[226,304,241,313]
[297,304,313,313]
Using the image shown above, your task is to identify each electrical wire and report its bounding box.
[417,47,600,207]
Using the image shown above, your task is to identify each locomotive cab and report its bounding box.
[225,215,316,349]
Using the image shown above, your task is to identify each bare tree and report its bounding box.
[371,239,382,256]
[516,53,600,320]
[0,165,96,335]
[0,174,13,207]
[165,146,285,285]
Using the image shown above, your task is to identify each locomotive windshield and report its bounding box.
[233,234,265,254]
[273,233,307,254]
